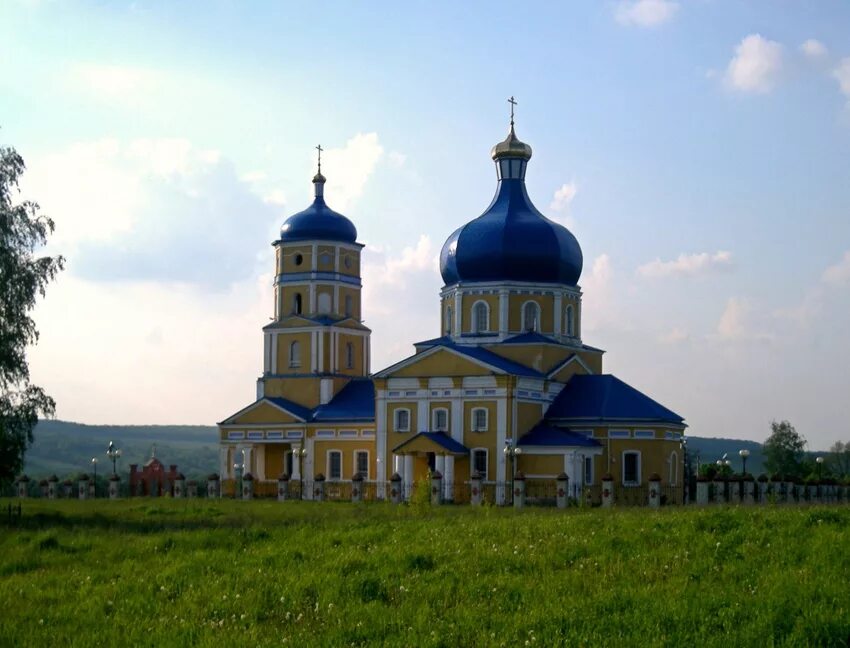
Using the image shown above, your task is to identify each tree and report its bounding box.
[828,441,850,478]
[0,145,64,487]
[762,420,806,478]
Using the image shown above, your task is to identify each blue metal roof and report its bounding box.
[546,374,685,424]
[279,178,357,244]
[518,425,602,448]
[264,397,313,421]
[312,379,375,421]
[445,343,543,377]
[392,432,469,455]
[439,133,582,287]
[501,332,562,345]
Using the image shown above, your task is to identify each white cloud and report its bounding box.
[388,151,407,168]
[70,63,162,102]
[550,182,578,212]
[263,190,287,206]
[833,58,850,102]
[725,34,784,94]
[637,250,733,279]
[822,250,850,285]
[320,133,384,212]
[659,327,689,344]
[800,39,828,60]
[614,0,678,27]
[717,297,749,339]
[580,254,617,332]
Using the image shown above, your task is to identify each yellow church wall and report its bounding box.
[338,286,361,320]
[317,245,336,272]
[602,435,683,486]
[315,285,334,314]
[264,444,287,478]
[548,359,590,382]
[338,248,361,278]
[516,401,544,438]
[262,376,320,408]
[387,401,418,435]
[488,345,573,375]
[280,286,307,317]
[391,349,493,378]
[275,331,312,373]
[519,454,563,476]
[337,333,364,376]
[462,400,497,477]
[280,245,313,274]
[460,294,500,333]
[311,440,376,480]
[507,294,553,333]
[229,402,301,425]
[575,349,603,374]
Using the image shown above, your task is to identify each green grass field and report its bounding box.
[1,500,849,647]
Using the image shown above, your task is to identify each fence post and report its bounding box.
[207,473,220,498]
[513,472,526,509]
[15,475,29,499]
[756,475,767,503]
[187,480,198,498]
[712,476,724,504]
[277,473,290,502]
[109,475,121,499]
[37,479,48,498]
[556,473,569,509]
[313,474,325,502]
[602,474,614,508]
[430,471,443,506]
[242,473,254,500]
[389,473,402,505]
[47,475,58,500]
[648,474,661,509]
[78,474,89,500]
[351,473,363,503]
[696,476,709,506]
[469,472,483,506]
[62,479,73,499]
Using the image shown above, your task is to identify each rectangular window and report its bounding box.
[472,449,488,480]
[433,409,448,432]
[584,456,593,485]
[623,452,640,486]
[472,408,488,432]
[394,409,410,432]
[328,451,342,480]
[355,451,369,478]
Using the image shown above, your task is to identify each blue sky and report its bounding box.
[2,1,850,449]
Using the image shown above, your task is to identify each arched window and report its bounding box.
[432,408,449,432]
[293,293,302,315]
[394,408,411,432]
[565,304,574,337]
[345,342,354,369]
[289,341,301,368]
[472,301,489,334]
[445,306,453,335]
[317,293,331,314]
[344,294,353,317]
[522,301,540,332]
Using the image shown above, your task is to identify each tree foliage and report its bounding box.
[0,145,64,486]
[828,441,850,478]
[762,420,806,478]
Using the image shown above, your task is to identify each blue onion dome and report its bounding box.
[439,125,583,286]
[279,172,357,243]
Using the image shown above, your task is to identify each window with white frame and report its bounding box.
[471,407,488,432]
[344,294,353,317]
[565,304,575,337]
[432,408,449,432]
[472,448,488,480]
[472,301,489,334]
[289,341,301,368]
[445,306,453,335]
[328,450,342,480]
[669,451,678,486]
[394,408,411,432]
[345,342,354,369]
[355,450,369,479]
[317,292,331,314]
[622,451,641,486]
[584,455,593,485]
[522,301,540,332]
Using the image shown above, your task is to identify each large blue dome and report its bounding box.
[279,173,357,244]
[440,127,583,286]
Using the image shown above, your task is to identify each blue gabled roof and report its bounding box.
[392,432,469,455]
[312,379,375,421]
[414,335,452,347]
[546,374,685,425]
[264,397,313,421]
[518,425,602,448]
[446,343,543,377]
[501,332,562,345]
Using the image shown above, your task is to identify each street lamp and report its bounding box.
[296,446,308,500]
[503,440,522,505]
[739,448,750,476]
[91,457,98,498]
[106,441,122,476]
[816,456,824,479]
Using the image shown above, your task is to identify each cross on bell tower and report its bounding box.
[315,144,323,174]
[508,96,517,126]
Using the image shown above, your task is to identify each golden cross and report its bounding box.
[316,144,323,173]
[508,96,517,125]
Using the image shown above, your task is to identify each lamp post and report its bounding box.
[106,441,122,476]
[816,456,824,479]
[739,448,750,476]
[503,440,522,505]
[297,446,308,500]
[91,457,98,498]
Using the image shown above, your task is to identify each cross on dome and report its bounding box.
[508,96,517,126]
[315,144,323,174]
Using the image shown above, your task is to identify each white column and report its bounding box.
[312,244,318,270]
[496,398,507,504]
[318,330,324,372]
[454,291,462,337]
[403,455,414,500]
[435,455,445,476]
[310,331,318,372]
[219,447,229,477]
[376,395,387,497]
[243,447,254,476]
[334,245,340,273]
[271,334,278,374]
[309,284,316,314]
[451,397,463,442]
[393,454,401,475]
[276,286,283,319]
[499,289,509,336]
[330,332,337,372]
[334,284,340,314]
[444,455,455,500]
[417,399,428,434]
[291,444,301,480]
[264,334,271,373]
[553,293,563,337]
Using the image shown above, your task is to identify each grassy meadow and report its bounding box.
[1,500,849,647]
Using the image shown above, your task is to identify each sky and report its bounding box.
[2,0,850,449]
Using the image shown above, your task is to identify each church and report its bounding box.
[218,108,686,504]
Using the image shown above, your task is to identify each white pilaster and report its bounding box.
[444,455,455,500]
[496,397,507,504]
[243,447,253,476]
[271,333,278,374]
[451,397,463,443]
[310,331,318,372]
[334,245,340,273]
[318,330,324,372]
[499,289,509,336]
[403,455,414,500]
[435,455,445,476]
[309,284,316,314]
[312,244,318,271]
[219,447,229,477]
[276,286,282,319]
[454,290,462,337]
[334,285,340,315]
[553,293,563,336]
[417,398,428,434]
[291,443,302,480]
[264,334,271,373]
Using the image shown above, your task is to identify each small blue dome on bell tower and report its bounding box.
[440,101,583,287]
[279,145,358,244]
